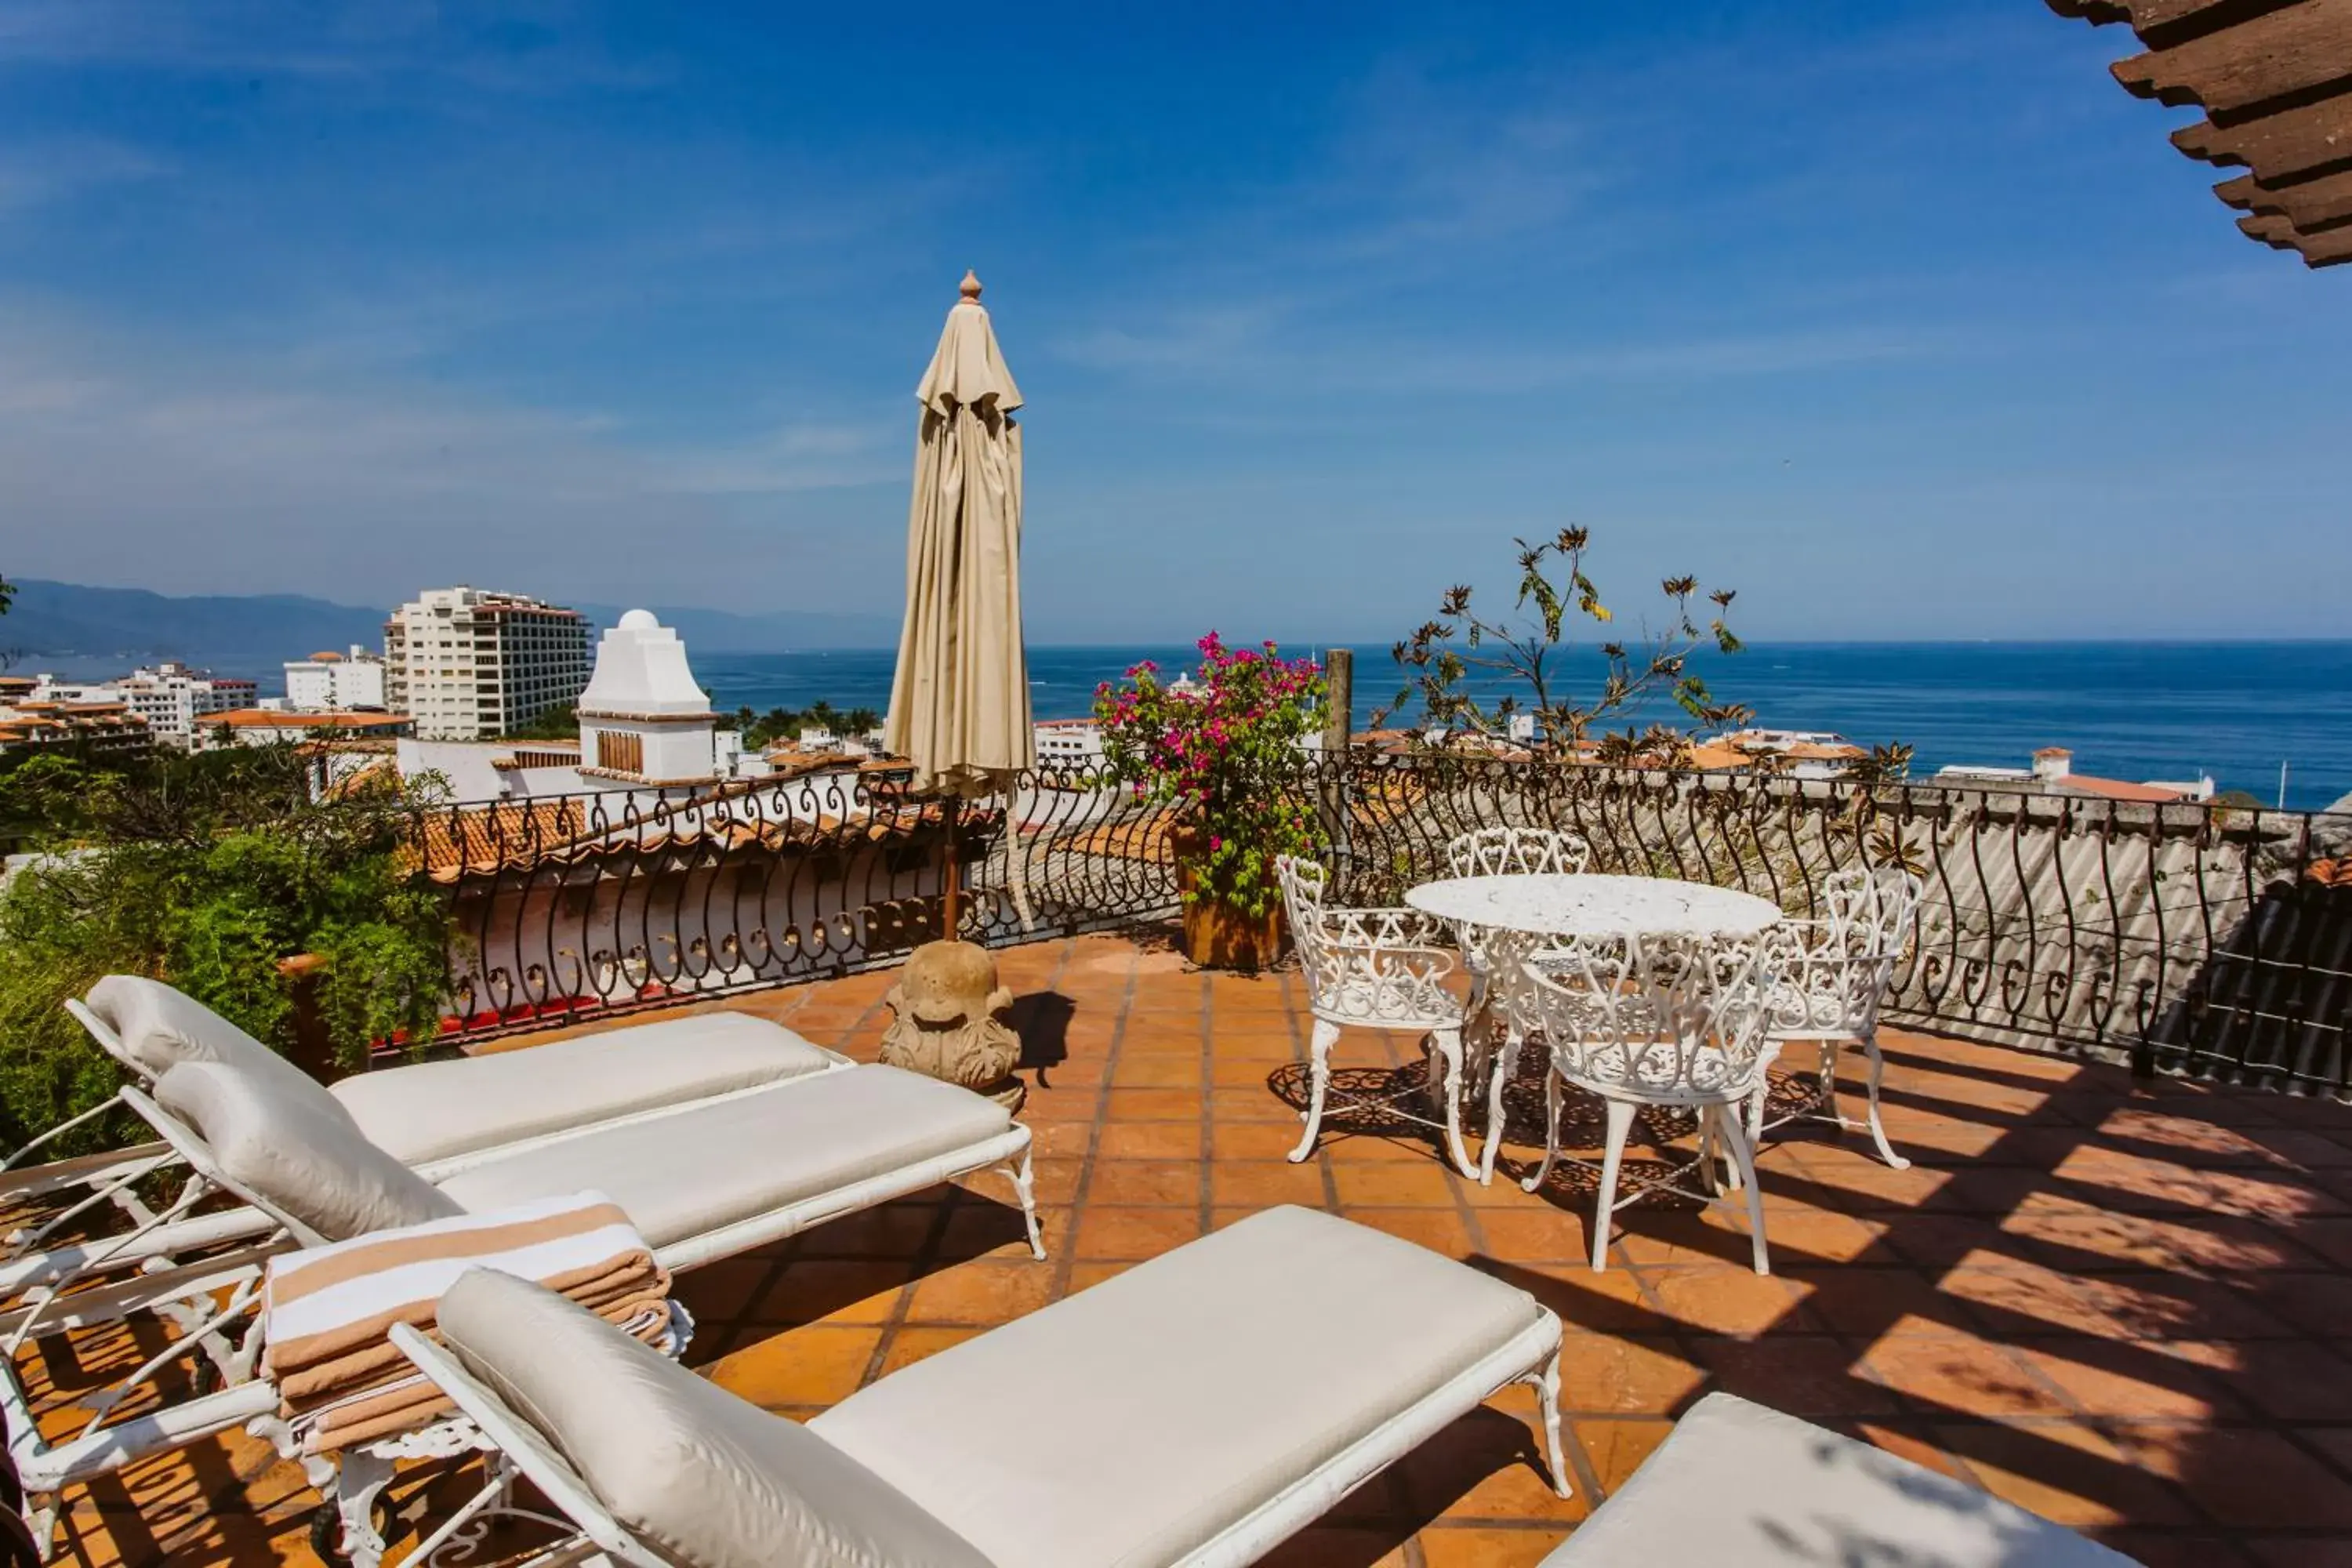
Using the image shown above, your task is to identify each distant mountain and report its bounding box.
[1,580,387,673]
[0,579,898,681]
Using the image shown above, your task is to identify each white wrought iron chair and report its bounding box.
[1502,931,1782,1274]
[1444,827,1595,1185]
[1751,866,1925,1170]
[1276,856,1475,1177]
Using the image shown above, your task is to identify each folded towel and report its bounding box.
[262,1190,672,1454]
[264,1191,666,1377]
[277,1279,671,1404]
[289,1299,673,1453]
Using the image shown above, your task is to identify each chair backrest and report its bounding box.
[1276,855,1342,1000]
[143,1061,460,1247]
[79,976,319,1092]
[1276,854,1327,923]
[423,1269,993,1568]
[1446,826,1592,879]
[1503,931,1777,1105]
[1276,855,1457,1026]
[1766,866,1923,1036]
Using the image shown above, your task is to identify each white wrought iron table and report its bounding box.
[1404,873,1783,1183]
[1405,873,1781,944]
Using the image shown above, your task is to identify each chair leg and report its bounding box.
[1516,1348,1573,1500]
[1818,1039,1842,1127]
[1520,1065,1565,1194]
[1479,1027,1520,1186]
[1289,1018,1341,1164]
[1711,1103,1746,1192]
[1429,1027,1475,1178]
[1714,1105,1772,1276]
[1003,1149,1047,1261]
[1861,1029,1910,1171]
[1590,1098,1636,1272]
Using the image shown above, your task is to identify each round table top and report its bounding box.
[1404,873,1782,938]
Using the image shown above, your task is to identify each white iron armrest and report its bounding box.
[1334,941,1459,984]
[1316,906,1454,949]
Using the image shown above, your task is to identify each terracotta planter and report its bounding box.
[1171,828,1288,972]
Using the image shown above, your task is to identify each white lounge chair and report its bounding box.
[395,1207,1568,1568]
[1,978,847,1298]
[5,1048,1039,1564]
[1537,1392,2138,1566]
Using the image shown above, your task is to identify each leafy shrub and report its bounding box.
[0,746,452,1153]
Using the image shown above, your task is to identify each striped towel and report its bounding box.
[263,1190,672,1454]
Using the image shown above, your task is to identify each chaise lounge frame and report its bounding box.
[2,1070,1041,1566]
[388,1307,1568,1568]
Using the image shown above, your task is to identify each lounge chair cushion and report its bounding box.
[87,975,319,1091]
[434,1066,1014,1248]
[328,1012,837,1166]
[1538,1392,2136,1566]
[810,1205,1552,1568]
[437,1268,995,1568]
[156,1060,461,1242]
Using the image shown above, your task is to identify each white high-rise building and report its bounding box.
[33,662,256,749]
[383,588,590,741]
[285,646,389,712]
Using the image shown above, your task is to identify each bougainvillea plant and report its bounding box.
[1094,633,1330,920]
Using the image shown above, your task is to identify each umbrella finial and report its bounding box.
[959,269,982,305]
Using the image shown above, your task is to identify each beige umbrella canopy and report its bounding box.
[884,270,1035,798]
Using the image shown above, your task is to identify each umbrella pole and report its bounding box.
[942,796,961,939]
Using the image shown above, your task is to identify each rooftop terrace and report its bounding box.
[34,928,2352,1566]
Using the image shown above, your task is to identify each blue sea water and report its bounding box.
[695,641,2352,812]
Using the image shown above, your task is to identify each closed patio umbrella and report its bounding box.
[884,270,1034,930]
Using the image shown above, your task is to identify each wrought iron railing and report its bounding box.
[409,762,1181,1036]
[413,752,2352,1097]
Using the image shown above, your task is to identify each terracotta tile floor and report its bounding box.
[35,929,2352,1566]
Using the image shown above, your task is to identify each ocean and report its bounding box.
[60,638,2349,811]
[690,641,2352,812]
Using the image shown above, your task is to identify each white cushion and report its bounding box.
[329,1013,837,1165]
[811,1205,1552,1568]
[155,1061,459,1242]
[437,1268,995,1568]
[434,1067,1014,1249]
[1541,1392,2138,1566]
[86,975,319,1091]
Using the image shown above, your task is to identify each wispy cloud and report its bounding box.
[0,303,906,612]
[666,418,907,495]
[0,0,671,93]
[1055,314,1936,394]
[0,137,169,216]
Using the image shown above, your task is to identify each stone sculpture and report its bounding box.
[880,939,1025,1111]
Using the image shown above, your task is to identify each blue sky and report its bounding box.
[2,0,2345,644]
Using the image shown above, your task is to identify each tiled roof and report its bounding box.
[2053,775,2197,804]
[209,708,411,730]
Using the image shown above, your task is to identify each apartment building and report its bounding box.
[0,699,152,759]
[29,663,256,749]
[284,645,389,712]
[383,587,591,741]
